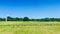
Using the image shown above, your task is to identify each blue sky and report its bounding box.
[0,0,60,18]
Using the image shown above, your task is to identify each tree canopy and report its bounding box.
[0,16,60,22]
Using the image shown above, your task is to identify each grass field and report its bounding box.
[0,21,60,34]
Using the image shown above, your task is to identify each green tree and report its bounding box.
[23,17,29,21]
[7,16,14,21]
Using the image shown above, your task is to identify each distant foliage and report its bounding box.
[0,16,60,22]
[23,17,29,21]
[0,18,5,21]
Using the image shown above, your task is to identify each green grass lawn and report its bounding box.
[0,21,60,34]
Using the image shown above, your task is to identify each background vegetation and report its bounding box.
[0,16,60,22]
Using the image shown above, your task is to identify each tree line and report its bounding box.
[0,16,60,22]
